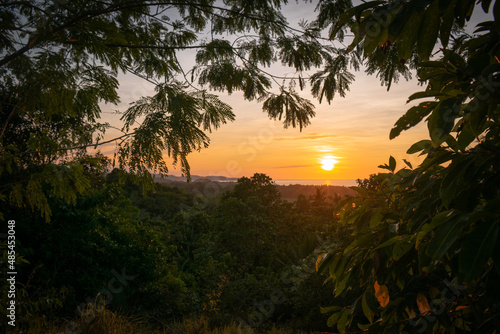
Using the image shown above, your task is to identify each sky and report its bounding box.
[96,1,491,182]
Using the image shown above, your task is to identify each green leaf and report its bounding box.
[407,139,432,154]
[440,0,457,48]
[416,210,456,249]
[407,91,445,102]
[334,272,350,296]
[321,305,342,314]
[392,235,414,261]
[389,156,396,172]
[327,311,341,327]
[417,0,440,60]
[457,122,476,150]
[337,308,350,333]
[374,235,402,250]
[459,221,499,281]
[396,8,425,61]
[362,293,374,323]
[439,156,476,208]
[426,214,469,265]
[427,98,461,147]
[403,159,413,169]
[390,102,437,139]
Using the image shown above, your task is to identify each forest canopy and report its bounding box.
[1,0,500,332]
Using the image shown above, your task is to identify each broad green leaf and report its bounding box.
[389,156,396,172]
[390,102,437,139]
[362,293,374,323]
[440,0,457,48]
[427,98,461,147]
[455,0,475,28]
[459,221,499,281]
[337,308,350,333]
[327,311,341,327]
[426,214,469,265]
[406,140,432,154]
[403,159,413,169]
[369,211,384,228]
[416,210,456,249]
[321,305,342,314]
[417,0,440,60]
[439,157,476,208]
[334,272,350,296]
[396,8,425,61]
[457,122,476,150]
[374,235,403,250]
[464,97,488,137]
[392,235,414,261]
[407,91,446,102]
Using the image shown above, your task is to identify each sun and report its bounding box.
[320,156,339,171]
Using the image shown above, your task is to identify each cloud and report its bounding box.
[272,164,312,169]
[275,133,343,141]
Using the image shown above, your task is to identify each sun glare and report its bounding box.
[320,156,339,171]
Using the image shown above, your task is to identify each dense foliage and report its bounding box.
[2,0,500,333]
[316,0,500,332]
[1,170,344,333]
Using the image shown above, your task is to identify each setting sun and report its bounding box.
[319,156,339,171]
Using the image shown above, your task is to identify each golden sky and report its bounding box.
[99,71,427,181]
[96,1,491,182]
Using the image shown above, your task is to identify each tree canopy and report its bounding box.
[0,0,367,220]
[1,0,500,332]
[315,0,500,332]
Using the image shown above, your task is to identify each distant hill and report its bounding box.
[154,174,239,183]
[155,177,357,202]
[277,184,357,202]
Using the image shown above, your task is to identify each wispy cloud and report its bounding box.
[275,133,344,141]
[272,164,312,169]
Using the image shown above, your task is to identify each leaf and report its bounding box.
[407,139,432,155]
[337,308,350,334]
[334,272,350,296]
[374,235,403,250]
[426,214,469,265]
[403,159,413,169]
[416,210,456,249]
[317,251,339,275]
[327,311,341,327]
[459,221,499,281]
[439,157,476,208]
[427,98,461,147]
[390,102,437,139]
[389,155,396,172]
[417,1,440,60]
[374,281,390,307]
[416,293,431,314]
[440,0,457,48]
[407,91,445,102]
[321,305,342,314]
[392,235,414,261]
[396,8,425,61]
[362,293,374,323]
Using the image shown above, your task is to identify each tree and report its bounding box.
[316,0,500,332]
[0,0,361,221]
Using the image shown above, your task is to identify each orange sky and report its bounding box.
[95,1,490,182]
[98,72,427,181]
